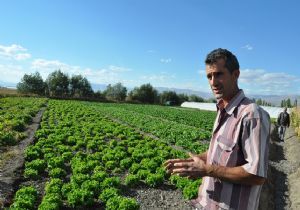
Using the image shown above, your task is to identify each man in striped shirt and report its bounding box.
[165,48,271,210]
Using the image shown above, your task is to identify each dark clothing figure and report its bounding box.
[277,108,290,141]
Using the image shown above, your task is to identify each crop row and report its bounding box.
[88,102,212,153]
[10,100,203,209]
[291,107,300,137]
[94,103,216,130]
[0,97,47,146]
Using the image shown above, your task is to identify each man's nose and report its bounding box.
[211,76,218,86]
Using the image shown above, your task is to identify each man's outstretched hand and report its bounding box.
[164,153,208,179]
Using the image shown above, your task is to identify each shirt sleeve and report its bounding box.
[240,116,270,178]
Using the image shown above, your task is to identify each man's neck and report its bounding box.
[222,88,240,107]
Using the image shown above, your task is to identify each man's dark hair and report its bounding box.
[205,48,239,74]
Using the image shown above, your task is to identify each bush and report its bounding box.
[106,196,120,210]
[170,175,190,190]
[61,151,73,162]
[0,131,15,146]
[10,119,26,131]
[124,174,140,187]
[129,163,140,174]
[70,173,90,186]
[120,158,132,169]
[24,168,39,179]
[119,197,139,210]
[38,193,62,210]
[49,168,67,179]
[137,169,150,180]
[105,160,118,170]
[10,186,38,210]
[145,173,164,187]
[25,159,47,173]
[25,146,42,161]
[81,180,100,196]
[67,188,94,207]
[99,187,120,203]
[106,196,139,210]
[45,178,63,194]
[92,171,107,182]
[101,177,121,189]
[47,157,65,170]
[183,179,202,199]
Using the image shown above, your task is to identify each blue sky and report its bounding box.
[0,0,300,95]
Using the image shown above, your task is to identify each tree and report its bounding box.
[256,98,262,105]
[286,98,292,108]
[46,70,69,97]
[206,98,217,103]
[103,83,127,101]
[94,90,106,100]
[281,99,285,107]
[159,91,180,105]
[188,94,204,102]
[128,83,158,104]
[281,98,292,108]
[178,93,189,104]
[17,72,45,95]
[69,75,93,98]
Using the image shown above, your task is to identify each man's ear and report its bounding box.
[233,69,240,80]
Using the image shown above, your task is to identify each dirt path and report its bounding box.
[0,107,46,208]
[259,125,300,210]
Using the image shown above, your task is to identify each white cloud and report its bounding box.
[242,44,253,50]
[160,58,172,63]
[31,58,132,84]
[0,44,31,60]
[140,72,175,83]
[0,64,26,83]
[147,50,156,53]
[240,69,300,94]
[198,69,206,75]
[108,65,132,72]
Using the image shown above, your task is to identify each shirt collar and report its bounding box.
[216,89,245,115]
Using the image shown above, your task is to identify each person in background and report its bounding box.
[164,48,271,210]
[277,107,290,141]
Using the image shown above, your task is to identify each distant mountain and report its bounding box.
[0,81,17,88]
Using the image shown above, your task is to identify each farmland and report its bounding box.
[0,98,216,209]
[0,97,47,147]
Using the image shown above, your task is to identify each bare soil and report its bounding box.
[259,125,300,210]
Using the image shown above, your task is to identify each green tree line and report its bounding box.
[280,98,297,108]
[17,70,216,105]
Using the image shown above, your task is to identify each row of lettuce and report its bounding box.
[0,97,47,146]
[88,102,216,153]
[291,107,300,137]
[9,99,215,209]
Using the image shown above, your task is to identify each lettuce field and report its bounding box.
[0,97,216,210]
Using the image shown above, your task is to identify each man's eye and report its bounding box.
[216,72,223,77]
[207,75,212,80]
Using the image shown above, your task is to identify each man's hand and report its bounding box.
[164,153,208,179]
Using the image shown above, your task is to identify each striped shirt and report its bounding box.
[191,90,271,210]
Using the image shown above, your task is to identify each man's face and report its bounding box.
[206,59,239,101]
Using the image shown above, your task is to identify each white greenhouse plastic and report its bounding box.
[181,102,291,119]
